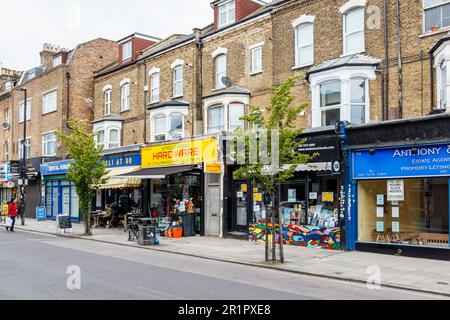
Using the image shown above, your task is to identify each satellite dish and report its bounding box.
[2,123,10,129]
[221,76,232,87]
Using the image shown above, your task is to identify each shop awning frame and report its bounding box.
[115,164,202,179]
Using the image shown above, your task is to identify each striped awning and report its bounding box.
[96,166,142,190]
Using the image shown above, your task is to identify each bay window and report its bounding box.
[169,114,183,140]
[424,0,450,32]
[151,113,185,142]
[320,81,341,126]
[96,130,105,149]
[229,103,245,131]
[208,105,225,133]
[215,54,227,89]
[154,116,167,141]
[350,78,367,124]
[108,129,120,149]
[343,8,365,55]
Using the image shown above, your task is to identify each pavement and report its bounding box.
[7,218,450,297]
[0,230,446,300]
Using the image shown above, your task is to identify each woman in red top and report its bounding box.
[6,198,17,232]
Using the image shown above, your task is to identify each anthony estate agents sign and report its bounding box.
[353,144,450,179]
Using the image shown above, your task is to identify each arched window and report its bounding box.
[169,113,183,140]
[108,128,120,149]
[173,65,184,97]
[150,72,160,103]
[104,89,111,115]
[343,8,365,55]
[215,54,227,89]
[120,83,130,111]
[208,105,225,133]
[295,23,314,67]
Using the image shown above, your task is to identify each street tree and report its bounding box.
[232,74,313,263]
[56,118,108,235]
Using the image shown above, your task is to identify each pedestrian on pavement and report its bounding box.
[6,198,18,232]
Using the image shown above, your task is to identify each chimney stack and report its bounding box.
[40,43,61,68]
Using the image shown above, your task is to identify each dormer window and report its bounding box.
[122,41,132,61]
[53,55,62,67]
[218,0,236,29]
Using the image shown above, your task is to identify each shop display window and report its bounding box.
[358,178,450,247]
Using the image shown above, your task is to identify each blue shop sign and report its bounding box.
[41,160,74,176]
[102,154,141,168]
[353,144,450,179]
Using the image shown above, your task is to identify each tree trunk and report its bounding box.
[270,191,276,262]
[278,202,285,264]
[83,205,91,235]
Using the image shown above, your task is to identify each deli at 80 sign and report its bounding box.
[102,154,141,168]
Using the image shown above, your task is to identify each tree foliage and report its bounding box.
[56,118,108,235]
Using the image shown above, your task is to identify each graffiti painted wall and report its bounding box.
[249,223,341,250]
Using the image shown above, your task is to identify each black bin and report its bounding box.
[181,214,196,237]
[138,225,156,246]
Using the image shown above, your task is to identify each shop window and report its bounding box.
[343,7,365,55]
[320,80,341,126]
[358,178,449,247]
[424,0,450,32]
[215,54,227,89]
[108,128,120,149]
[207,105,225,133]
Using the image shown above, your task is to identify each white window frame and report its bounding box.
[310,66,375,128]
[53,55,62,67]
[207,105,225,134]
[42,90,58,114]
[104,89,112,115]
[18,137,31,159]
[122,41,132,61]
[4,108,10,126]
[218,0,236,29]
[95,130,106,149]
[215,54,227,89]
[343,7,365,56]
[423,0,450,32]
[42,132,58,157]
[172,65,184,98]
[349,77,369,125]
[108,128,120,149]
[250,44,263,75]
[228,103,245,131]
[19,99,32,123]
[150,72,160,103]
[4,141,9,162]
[149,106,188,142]
[294,23,314,68]
[120,83,130,112]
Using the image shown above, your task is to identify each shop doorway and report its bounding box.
[206,185,220,236]
[232,181,250,233]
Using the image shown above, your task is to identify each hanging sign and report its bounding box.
[387,180,404,202]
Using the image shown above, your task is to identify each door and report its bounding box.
[61,186,70,216]
[232,181,250,232]
[205,186,220,236]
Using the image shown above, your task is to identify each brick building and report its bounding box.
[8,39,118,219]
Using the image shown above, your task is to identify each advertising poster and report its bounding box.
[387,180,405,202]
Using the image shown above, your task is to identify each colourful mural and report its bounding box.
[249,223,341,250]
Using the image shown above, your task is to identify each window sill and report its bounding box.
[42,110,57,116]
[340,50,365,58]
[419,27,450,39]
[172,95,183,99]
[250,71,263,76]
[120,109,130,114]
[292,63,313,71]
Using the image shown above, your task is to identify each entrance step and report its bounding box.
[227,231,248,240]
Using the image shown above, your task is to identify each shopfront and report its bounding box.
[0,163,16,207]
[351,144,450,254]
[119,136,221,237]
[41,159,80,221]
[94,152,142,213]
[227,129,343,250]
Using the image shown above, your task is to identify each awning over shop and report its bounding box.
[116,164,201,179]
[96,166,142,190]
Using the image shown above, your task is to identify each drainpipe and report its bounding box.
[143,62,148,144]
[66,72,71,130]
[396,0,403,119]
[194,28,203,136]
[430,51,435,113]
[383,0,389,120]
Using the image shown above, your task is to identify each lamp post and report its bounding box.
[18,87,27,226]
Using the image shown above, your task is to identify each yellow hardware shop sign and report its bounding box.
[142,138,218,168]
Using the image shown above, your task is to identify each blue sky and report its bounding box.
[0,0,215,71]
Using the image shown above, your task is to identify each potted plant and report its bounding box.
[431,24,439,32]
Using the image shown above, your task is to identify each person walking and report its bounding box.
[6,198,18,232]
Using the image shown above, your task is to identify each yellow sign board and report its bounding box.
[322,192,334,202]
[254,193,263,202]
[205,163,223,174]
[142,138,218,168]
[241,184,248,192]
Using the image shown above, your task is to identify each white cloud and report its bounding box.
[0,0,213,71]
